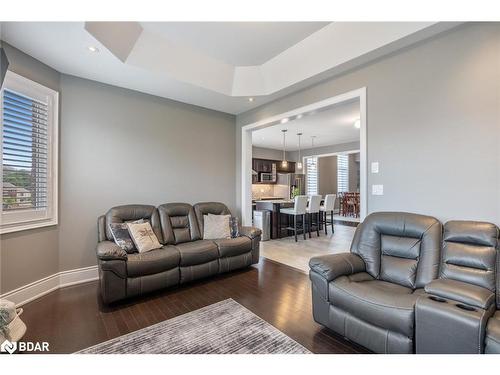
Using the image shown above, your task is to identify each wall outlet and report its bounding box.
[372,184,384,195]
[371,162,379,173]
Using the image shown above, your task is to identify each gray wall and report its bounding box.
[252,146,289,161]
[318,156,337,196]
[1,43,61,293]
[58,76,236,271]
[237,23,500,226]
[1,43,236,293]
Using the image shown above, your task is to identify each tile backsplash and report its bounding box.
[252,184,288,200]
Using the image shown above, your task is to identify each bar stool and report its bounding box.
[320,193,336,234]
[280,195,308,242]
[306,195,322,238]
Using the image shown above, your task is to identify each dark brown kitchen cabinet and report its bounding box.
[276,161,296,173]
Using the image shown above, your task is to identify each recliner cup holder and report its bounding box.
[455,303,476,312]
[429,295,447,303]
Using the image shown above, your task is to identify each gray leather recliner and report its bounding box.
[309,212,442,354]
[415,221,498,353]
[96,202,261,304]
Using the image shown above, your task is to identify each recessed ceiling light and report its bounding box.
[280,118,289,124]
[296,114,303,120]
[248,97,254,102]
[354,119,361,129]
[87,46,99,53]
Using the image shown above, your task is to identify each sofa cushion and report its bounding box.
[330,275,424,337]
[158,203,201,245]
[127,246,180,277]
[485,311,500,354]
[173,240,219,266]
[213,236,252,257]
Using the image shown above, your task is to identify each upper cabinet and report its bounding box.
[276,161,296,173]
[252,158,295,183]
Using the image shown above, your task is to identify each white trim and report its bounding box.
[241,87,368,225]
[0,266,98,307]
[0,71,59,234]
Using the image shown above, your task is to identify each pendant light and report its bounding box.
[281,129,288,168]
[296,133,303,170]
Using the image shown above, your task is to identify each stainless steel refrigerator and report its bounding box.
[276,173,306,199]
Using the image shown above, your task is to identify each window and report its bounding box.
[1,72,58,233]
[337,154,349,193]
[305,156,318,195]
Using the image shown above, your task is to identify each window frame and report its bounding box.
[337,154,349,193]
[305,156,318,196]
[1,71,59,234]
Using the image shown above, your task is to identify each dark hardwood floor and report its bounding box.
[21,258,369,354]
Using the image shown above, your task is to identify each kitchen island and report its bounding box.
[255,199,299,239]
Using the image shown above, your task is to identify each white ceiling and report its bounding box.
[141,22,329,66]
[252,99,360,151]
[0,22,460,114]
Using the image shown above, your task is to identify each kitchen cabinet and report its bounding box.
[276,161,296,173]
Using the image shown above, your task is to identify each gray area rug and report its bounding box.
[78,299,311,354]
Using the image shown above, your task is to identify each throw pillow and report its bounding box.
[127,221,162,253]
[203,214,231,239]
[230,216,239,238]
[109,219,144,253]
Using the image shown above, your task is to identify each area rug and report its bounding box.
[78,299,311,354]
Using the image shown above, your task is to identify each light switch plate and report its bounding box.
[372,184,384,195]
[371,162,379,173]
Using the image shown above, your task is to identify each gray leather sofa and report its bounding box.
[309,212,500,354]
[96,202,261,304]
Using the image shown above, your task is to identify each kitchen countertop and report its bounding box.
[254,199,293,204]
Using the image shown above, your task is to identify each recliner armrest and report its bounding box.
[309,253,365,282]
[239,226,262,239]
[425,279,495,309]
[96,241,128,261]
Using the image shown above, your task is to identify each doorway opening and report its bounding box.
[240,88,367,272]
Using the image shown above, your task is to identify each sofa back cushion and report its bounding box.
[441,221,498,293]
[193,202,231,235]
[104,204,162,243]
[158,203,201,245]
[351,212,442,289]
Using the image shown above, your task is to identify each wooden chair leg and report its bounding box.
[294,215,297,242]
[331,211,334,233]
[316,212,320,236]
[323,211,327,234]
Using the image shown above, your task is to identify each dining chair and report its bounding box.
[320,193,336,234]
[280,195,308,242]
[306,195,322,238]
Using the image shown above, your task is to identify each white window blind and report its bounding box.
[305,156,318,195]
[1,72,58,233]
[337,154,349,193]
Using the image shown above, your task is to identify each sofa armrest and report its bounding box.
[425,279,495,309]
[309,253,365,282]
[239,226,262,239]
[96,241,128,261]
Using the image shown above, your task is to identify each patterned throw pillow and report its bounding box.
[109,219,144,253]
[127,221,162,253]
[230,216,239,238]
[203,214,231,239]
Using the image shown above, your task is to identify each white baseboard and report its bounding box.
[0,265,99,306]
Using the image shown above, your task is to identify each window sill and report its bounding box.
[0,218,58,234]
